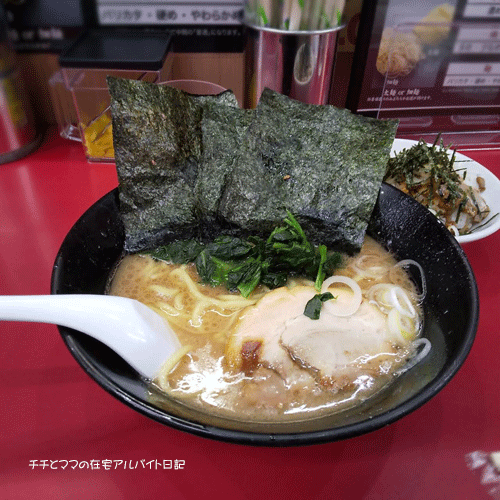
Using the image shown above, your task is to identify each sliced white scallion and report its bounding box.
[368,283,418,322]
[321,275,362,317]
[350,254,387,280]
[392,259,427,302]
[387,308,417,344]
[367,283,394,314]
[396,338,432,375]
[390,286,416,318]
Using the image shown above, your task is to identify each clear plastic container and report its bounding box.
[62,67,170,162]
[52,28,173,162]
[48,70,80,143]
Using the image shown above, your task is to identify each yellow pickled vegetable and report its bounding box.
[82,113,114,159]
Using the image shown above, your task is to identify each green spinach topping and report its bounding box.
[144,212,342,300]
[303,292,335,320]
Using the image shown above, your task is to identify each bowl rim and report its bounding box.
[52,185,479,446]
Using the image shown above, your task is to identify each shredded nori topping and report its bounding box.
[384,136,464,205]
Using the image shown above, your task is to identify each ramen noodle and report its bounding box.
[108,237,429,422]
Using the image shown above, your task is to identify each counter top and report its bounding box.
[1,129,499,499]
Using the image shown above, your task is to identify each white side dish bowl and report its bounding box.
[391,139,500,244]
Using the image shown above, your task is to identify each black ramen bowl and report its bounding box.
[51,184,479,446]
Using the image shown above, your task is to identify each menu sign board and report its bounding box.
[96,0,244,26]
[3,0,244,53]
[347,0,500,132]
[94,0,245,51]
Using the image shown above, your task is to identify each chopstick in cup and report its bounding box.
[318,0,345,29]
[246,0,301,29]
[299,0,325,30]
[280,0,291,29]
[245,0,257,24]
[274,0,286,27]
[255,0,274,26]
[283,0,304,30]
[246,0,344,30]
[245,0,269,26]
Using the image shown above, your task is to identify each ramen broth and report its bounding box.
[108,237,424,422]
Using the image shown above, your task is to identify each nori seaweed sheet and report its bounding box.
[218,89,399,253]
[107,77,241,251]
[108,78,398,254]
[195,100,254,220]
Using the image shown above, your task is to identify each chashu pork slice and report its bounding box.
[280,297,404,391]
[226,285,410,392]
[225,286,316,382]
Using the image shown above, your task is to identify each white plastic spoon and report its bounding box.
[0,295,181,379]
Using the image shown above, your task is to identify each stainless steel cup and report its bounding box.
[0,5,40,164]
[244,24,344,108]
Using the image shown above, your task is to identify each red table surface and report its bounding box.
[1,129,499,500]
